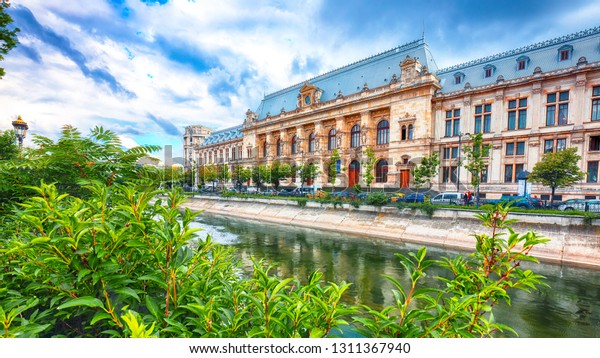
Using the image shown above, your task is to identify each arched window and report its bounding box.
[401,125,407,140]
[351,125,361,148]
[328,128,337,150]
[408,124,414,140]
[263,141,267,158]
[308,132,316,152]
[376,159,388,183]
[377,120,390,145]
[276,139,282,156]
[291,135,298,154]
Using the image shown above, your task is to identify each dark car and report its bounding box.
[486,195,544,209]
[398,193,426,203]
[332,191,356,200]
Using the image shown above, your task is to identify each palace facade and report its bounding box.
[188,27,600,200]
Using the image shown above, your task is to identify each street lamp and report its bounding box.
[456,132,470,192]
[11,115,28,152]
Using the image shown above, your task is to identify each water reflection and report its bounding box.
[191,214,600,338]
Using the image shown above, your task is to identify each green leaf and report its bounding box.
[90,311,112,325]
[57,296,105,310]
[114,287,141,303]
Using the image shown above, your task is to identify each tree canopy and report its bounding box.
[529,147,585,207]
[1,2,20,79]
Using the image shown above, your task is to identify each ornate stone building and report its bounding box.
[189,26,600,199]
[183,125,213,168]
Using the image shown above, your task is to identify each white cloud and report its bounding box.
[2,0,599,157]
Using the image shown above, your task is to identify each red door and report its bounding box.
[400,170,410,188]
[349,160,360,187]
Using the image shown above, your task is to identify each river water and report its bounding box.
[190,213,600,338]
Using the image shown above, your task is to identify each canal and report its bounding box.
[190,213,600,338]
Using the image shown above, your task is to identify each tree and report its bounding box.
[202,164,218,186]
[0,129,18,160]
[298,162,319,187]
[251,165,270,190]
[462,133,490,207]
[362,146,376,191]
[1,2,20,79]
[529,147,585,208]
[412,152,440,193]
[267,160,291,190]
[217,164,231,185]
[326,149,342,192]
[231,166,252,189]
[0,126,159,212]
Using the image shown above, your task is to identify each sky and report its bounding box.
[1,0,600,160]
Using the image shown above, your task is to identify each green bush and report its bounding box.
[0,182,353,337]
[365,192,389,206]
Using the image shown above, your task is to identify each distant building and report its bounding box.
[189,26,600,200]
[183,125,213,168]
[164,145,173,168]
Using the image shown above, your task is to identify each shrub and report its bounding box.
[365,192,389,207]
[352,203,549,337]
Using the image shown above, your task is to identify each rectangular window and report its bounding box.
[518,60,526,70]
[516,141,525,155]
[544,138,567,153]
[546,91,569,126]
[485,68,492,78]
[504,164,522,183]
[443,147,459,159]
[504,164,514,183]
[445,120,452,137]
[474,104,491,134]
[480,165,488,183]
[592,86,600,121]
[544,139,554,153]
[451,147,458,159]
[590,135,600,151]
[446,109,460,137]
[508,98,527,130]
[506,141,525,156]
[556,138,567,151]
[560,49,570,61]
[587,161,598,183]
[442,166,457,183]
[506,143,514,156]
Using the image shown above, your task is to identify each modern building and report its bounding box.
[190,26,600,200]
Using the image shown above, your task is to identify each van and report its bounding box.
[430,192,465,205]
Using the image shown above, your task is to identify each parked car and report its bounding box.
[557,199,587,211]
[387,192,405,203]
[430,192,465,205]
[276,188,296,197]
[398,193,426,203]
[332,191,356,200]
[486,195,544,209]
[558,199,600,212]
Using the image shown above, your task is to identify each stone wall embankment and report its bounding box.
[181,196,600,270]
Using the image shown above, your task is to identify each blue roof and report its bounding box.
[437,26,600,94]
[199,125,243,146]
[255,39,438,120]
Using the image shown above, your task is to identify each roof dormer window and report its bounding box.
[454,72,465,85]
[483,65,496,78]
[516,55,530,71]
[558,45,573,61]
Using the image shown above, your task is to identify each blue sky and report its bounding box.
[1,0,600,159]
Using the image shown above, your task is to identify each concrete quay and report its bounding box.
[181,196,600,270]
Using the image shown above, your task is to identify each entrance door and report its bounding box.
[400,169,410,188]
[349,160,360,187]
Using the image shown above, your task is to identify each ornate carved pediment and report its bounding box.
[297,82,323,108]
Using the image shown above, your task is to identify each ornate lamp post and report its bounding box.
[11,115,28,152]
